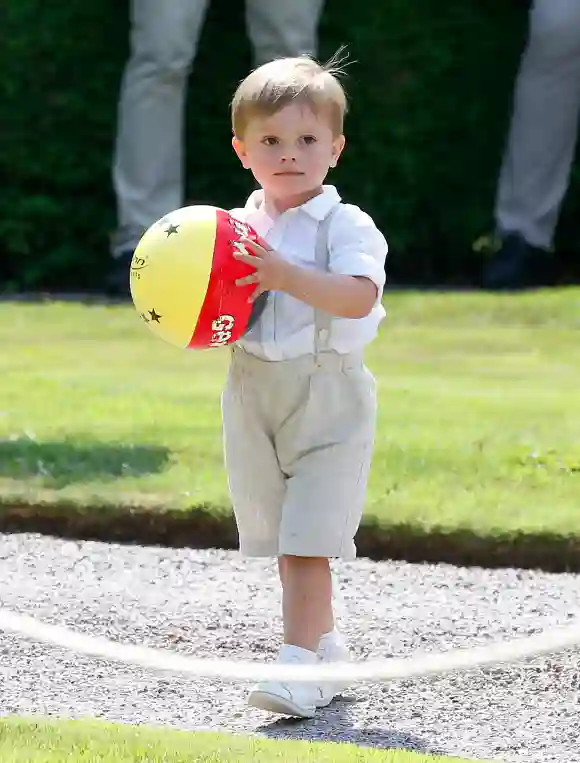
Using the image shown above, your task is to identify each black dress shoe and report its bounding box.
[481,232,556,291]
[106,250,134,297]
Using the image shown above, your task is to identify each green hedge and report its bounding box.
[2,0,579,290]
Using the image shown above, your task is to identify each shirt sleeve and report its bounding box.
[228,206,248,221]
[327,204,388,293]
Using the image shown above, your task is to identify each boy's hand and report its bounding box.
[234,234,377,319]
[233,236,291,302]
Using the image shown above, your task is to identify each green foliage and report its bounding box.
[1,0,579,289]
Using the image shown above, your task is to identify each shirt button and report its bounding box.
[319,329,329,342]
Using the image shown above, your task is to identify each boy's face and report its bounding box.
[232,102,345,209]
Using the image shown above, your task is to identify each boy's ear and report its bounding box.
[232,136,251,169]
[330,134,346,168]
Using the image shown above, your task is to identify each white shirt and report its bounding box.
[230,185,388,361]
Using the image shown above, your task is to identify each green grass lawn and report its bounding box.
[0,289,579,540]
[0,717,488,763]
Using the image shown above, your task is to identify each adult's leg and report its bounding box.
[245,0,325,65]
[495,0,580,250]
[111,0,211,260]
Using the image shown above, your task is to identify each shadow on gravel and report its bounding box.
[256,697,435,755]
[0,439,171,487]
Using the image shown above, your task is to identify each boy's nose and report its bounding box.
[280,154,297,163]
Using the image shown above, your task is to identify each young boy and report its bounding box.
[223,54,388,718]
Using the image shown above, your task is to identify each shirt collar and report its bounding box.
[243,185,342,222]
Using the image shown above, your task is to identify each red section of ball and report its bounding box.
[188,209,263,349]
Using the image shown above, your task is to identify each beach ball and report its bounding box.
[129,205,268,349]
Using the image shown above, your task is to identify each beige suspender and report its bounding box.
[313,205,340,356]
[244,203,341,354]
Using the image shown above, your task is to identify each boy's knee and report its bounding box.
[280,554,328,566]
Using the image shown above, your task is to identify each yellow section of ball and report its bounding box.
[129,206,217,348]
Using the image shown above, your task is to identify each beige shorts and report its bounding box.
[221,346,377,560]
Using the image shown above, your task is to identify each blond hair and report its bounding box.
[231,52,348,138]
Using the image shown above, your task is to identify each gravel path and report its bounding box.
[0,533,578,763]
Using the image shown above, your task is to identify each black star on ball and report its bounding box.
[164,224,180,237]
[148,308,162,323]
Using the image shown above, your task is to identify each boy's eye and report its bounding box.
[262,136,278,146]
[302,135,317,145]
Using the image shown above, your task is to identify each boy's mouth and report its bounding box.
[274,171,304,176]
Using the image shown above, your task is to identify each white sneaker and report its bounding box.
[315,630,352,708]
[247,645,321,718]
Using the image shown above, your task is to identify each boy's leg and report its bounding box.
[278,554,351,708]
[222,353,328,718]
[278,555,334,652]
[248,358,376,716]
[277,360,376,562]
[278,560,348,654]
[248,552,328,719]
[221,358,285,557]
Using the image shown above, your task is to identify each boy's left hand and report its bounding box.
[233,236,290,302]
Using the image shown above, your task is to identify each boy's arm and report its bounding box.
[278,265,377,319]
[235,207,388,319]
[322,206,388,318]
